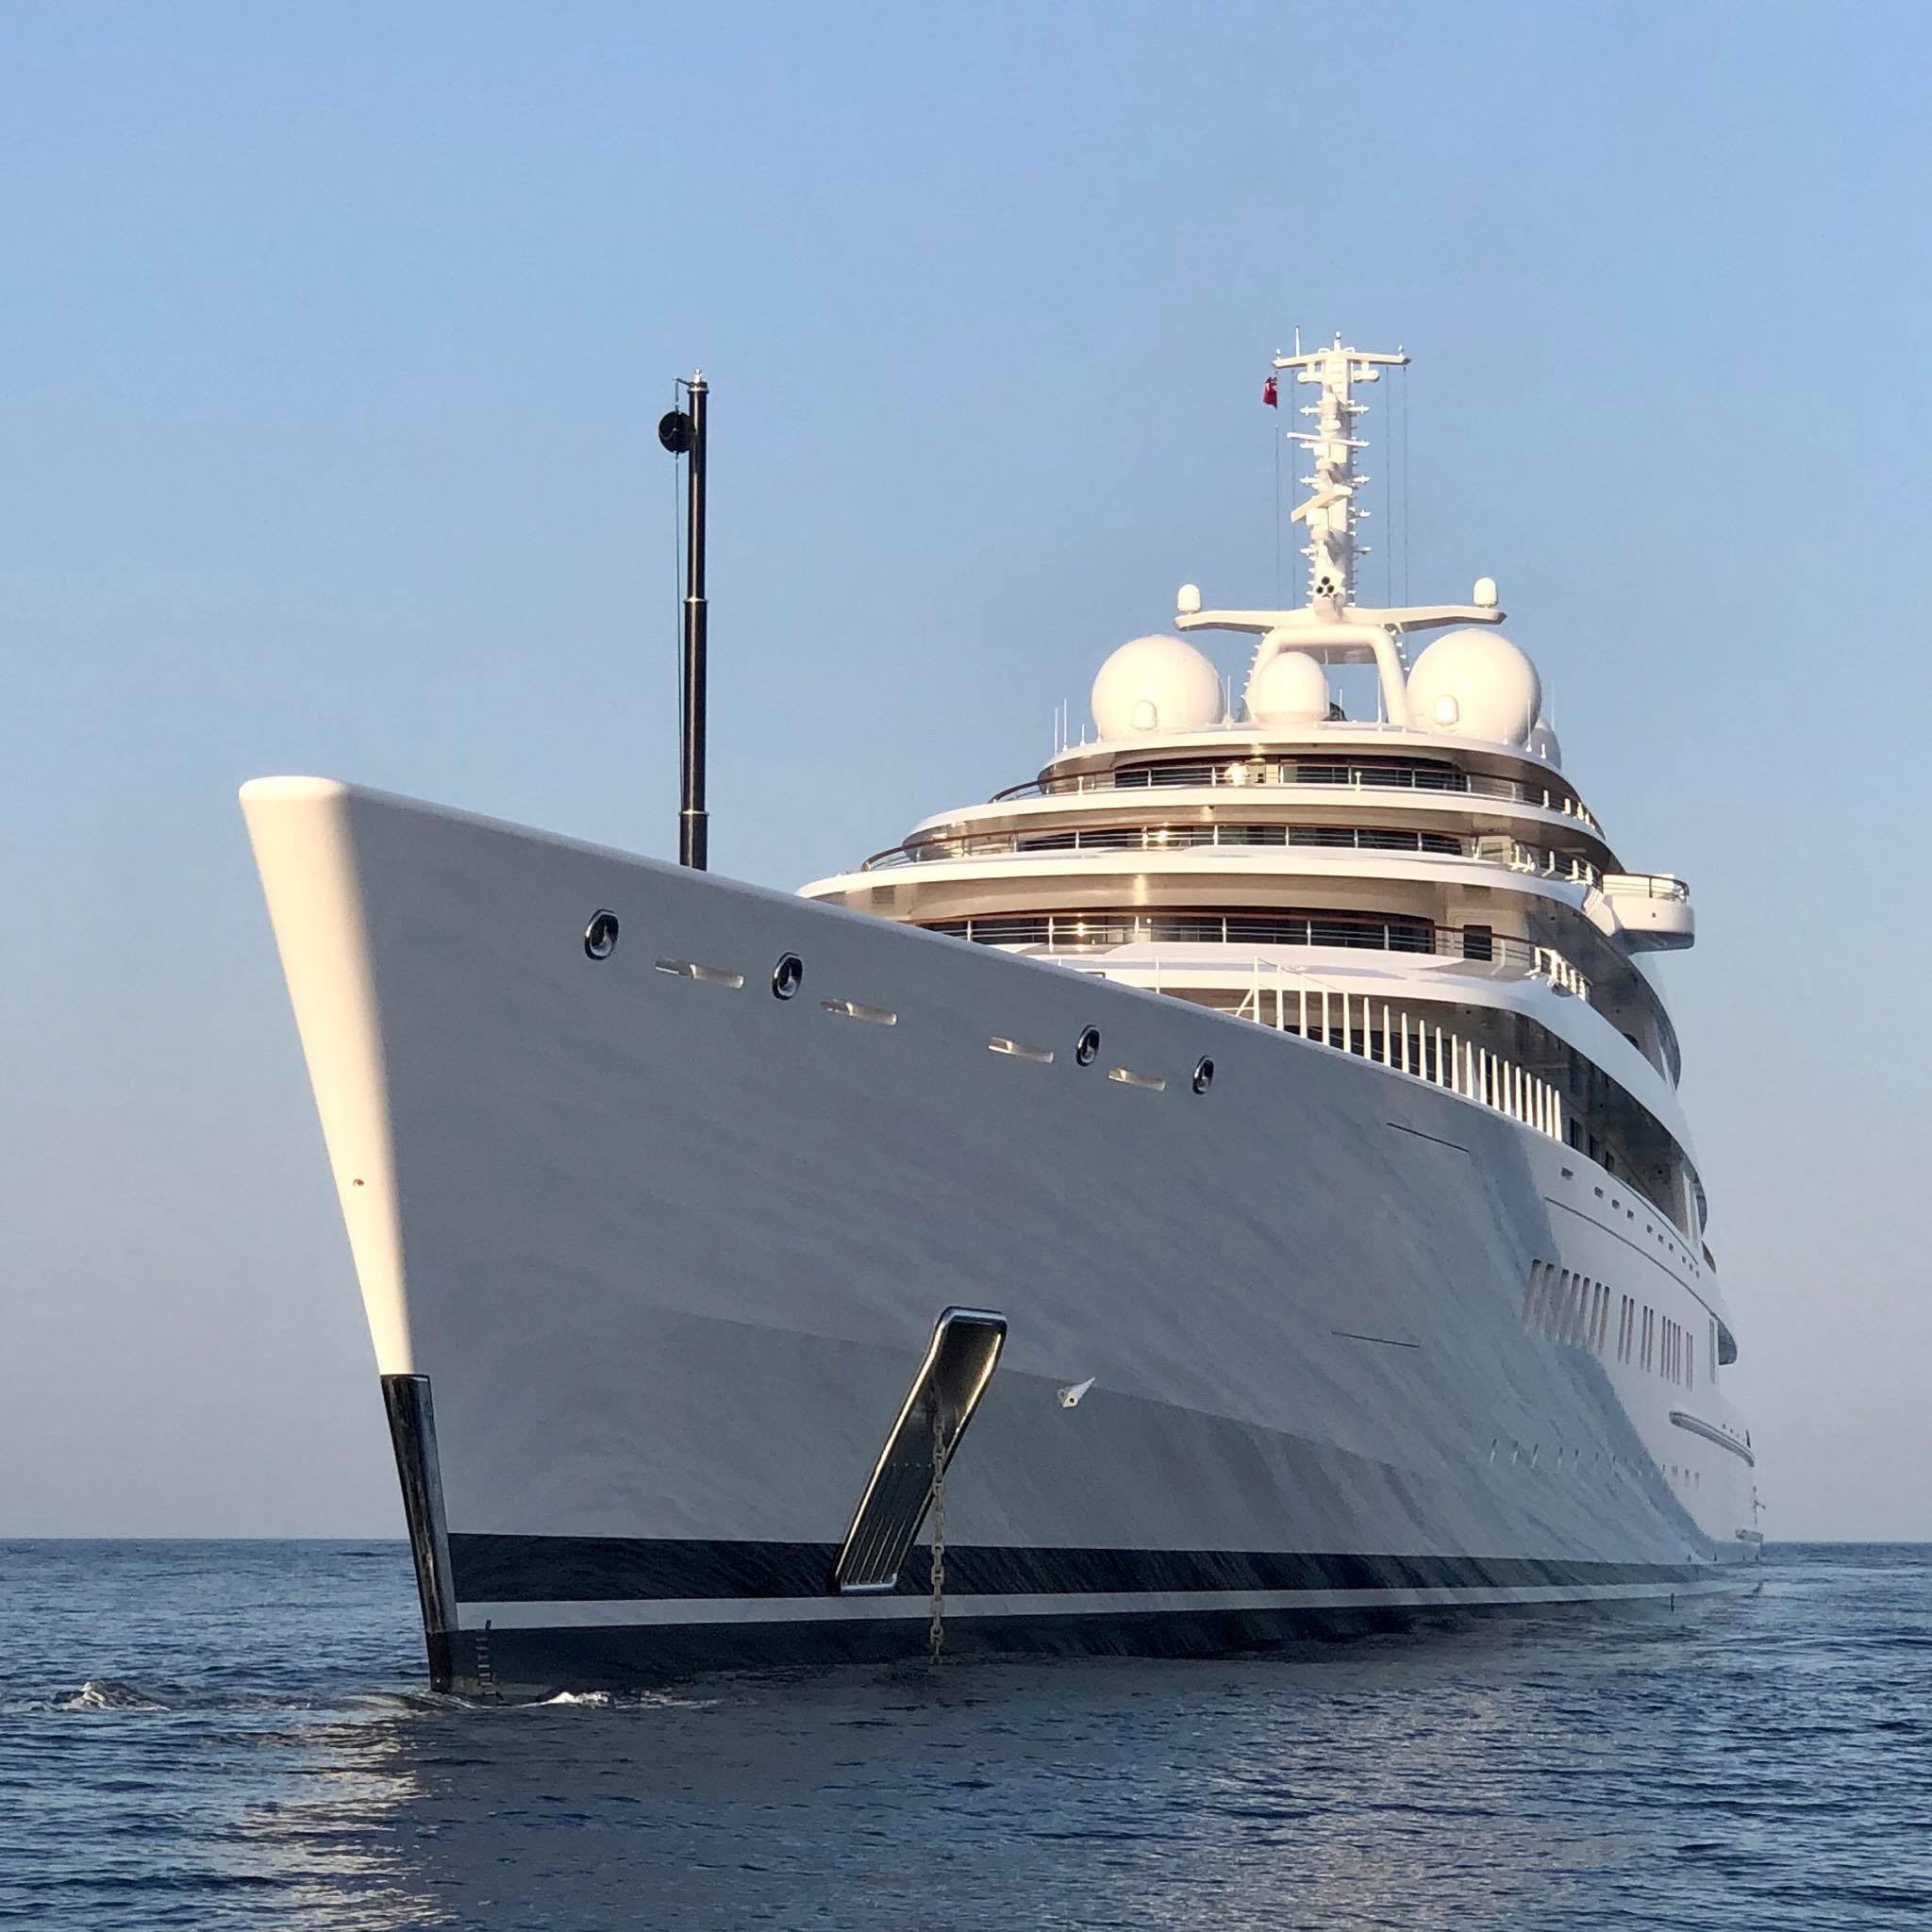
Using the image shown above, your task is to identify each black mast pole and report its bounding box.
[663,372,708,870]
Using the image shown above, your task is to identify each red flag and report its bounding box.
[1262,375,1278,408]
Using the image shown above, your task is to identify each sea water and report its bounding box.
[1,1541,1926,1929]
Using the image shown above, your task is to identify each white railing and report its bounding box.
[1232,960,1567,1143]
[1601,872,1690,902]
[1474,836,1600,889]
[864,821,1465,870]
[1532,946,1591,998]
[930,913,1593,1007]
[992,760,1601,831]
[865,823,1598,880]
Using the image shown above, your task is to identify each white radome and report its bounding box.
[1526,716,1564,768]
[1091,635,1225,739]
[1245,649,1328,725]
[1403,628,1541,745]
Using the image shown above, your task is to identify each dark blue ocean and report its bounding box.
[2,1542,1926,1929]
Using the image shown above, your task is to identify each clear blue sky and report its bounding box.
[4,2,1926,1537]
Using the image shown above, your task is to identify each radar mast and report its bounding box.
[1277,337,1408,618]
[1174,336,1507,727]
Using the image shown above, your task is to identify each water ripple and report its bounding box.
[1,1542,1928,1929]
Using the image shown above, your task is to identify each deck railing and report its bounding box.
[862,820,1602,886]
[1601,871,1690,902]
[990,759,1599,829]
[1229,959,1568,1143]
[863,821,1465,871]
[919,912,1591,1003]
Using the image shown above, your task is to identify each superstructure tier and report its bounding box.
[806,338,1712,1269]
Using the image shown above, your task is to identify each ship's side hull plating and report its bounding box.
[243,779,1757,1697]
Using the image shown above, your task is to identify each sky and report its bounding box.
[3,1,1927,1539]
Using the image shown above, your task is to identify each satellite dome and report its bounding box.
[1091,635,1224,740]
[1525,716,1563,768]
[1403,629,1541,746]
[1244,649,1328,725]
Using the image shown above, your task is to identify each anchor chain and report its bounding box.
[928,1401,951,1663]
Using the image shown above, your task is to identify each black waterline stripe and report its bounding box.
[445,1591,1730,1694]
[447,1535,1715,1605]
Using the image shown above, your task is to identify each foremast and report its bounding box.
[1277,338,1407,614]
[1178,336,1505,727]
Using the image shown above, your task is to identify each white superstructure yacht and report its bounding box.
[242,338,1758,1696]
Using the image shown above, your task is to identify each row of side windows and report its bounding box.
[1524,1261,1696,1390]
[1643,1309,1691,1388]
[1523,1260,1611,1353]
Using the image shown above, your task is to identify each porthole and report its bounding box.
[772,953,804,1000]
[1191,1056,1215,1094]
[583,909,621,960]
[1074,1025,1101,1066]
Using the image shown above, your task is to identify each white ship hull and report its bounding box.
[244,778,1758,1696]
